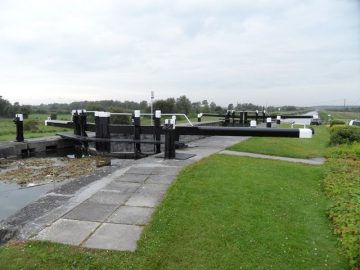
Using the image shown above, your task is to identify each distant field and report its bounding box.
[0,110,320,142]
[319,110,360,122]
[0,114,222,141]
[0,114,71,141]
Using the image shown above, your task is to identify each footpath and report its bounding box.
[219,150,325,165]
[2,135,324,251]
[16,136,248,251]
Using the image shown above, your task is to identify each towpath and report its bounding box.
[22,136,248,251]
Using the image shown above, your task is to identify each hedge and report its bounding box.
[330,126,360,145]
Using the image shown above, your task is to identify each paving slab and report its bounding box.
[125,184,168,208]
[88,191,130,205]
[145,174,176,185]
[64,202,118,222]
[83,223,142,251]
[137,183,169,193]
[34,219,99,245]
[107,206,154,225]
[125,167,153,175]
[150,166,181,176]
[103,181,141,193]
[115,173,149,183]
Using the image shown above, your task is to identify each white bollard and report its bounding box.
[299,128,313,138]
[155,110,161,119]
[266,117,272,128]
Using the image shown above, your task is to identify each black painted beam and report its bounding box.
[269,115,313,119]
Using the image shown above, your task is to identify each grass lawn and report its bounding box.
[0,155,346,269]
[227,126,329,159]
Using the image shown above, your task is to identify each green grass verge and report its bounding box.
[227,126,329,159]
[0,155,346,269]
[323,143,360,268]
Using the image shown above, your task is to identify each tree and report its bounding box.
[20,105,32,119]
[227,103,234,110]
[215,106,224,113]
[108,107,130,125]
[12,102,21,115]
[139,100,148,112]
[176,95,192,114]
[201,100,210,113]
[0,96,13,117]
[191,102,201,113]
[210,102,217,112]
[153,98,176,113]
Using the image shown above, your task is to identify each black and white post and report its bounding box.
[14,114,24,142]
[95,111,111,153]
[154,110,161,153]
[133,110,141,153]
[276,115,281,125]
[266,117,272,128]
[164,118,176,159]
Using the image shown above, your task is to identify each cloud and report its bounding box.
[0,0,359,106]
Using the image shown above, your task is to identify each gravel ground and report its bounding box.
[0,156,111,186]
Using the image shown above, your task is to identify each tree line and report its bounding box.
[0,95,310,118]
[0,96,32,118]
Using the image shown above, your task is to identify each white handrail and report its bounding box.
[68,110,194,126]
[110,113,132,115]
[141,113,194,126]
[161,113,194,126]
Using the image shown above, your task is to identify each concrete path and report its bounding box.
[30,136,248,251]
[219,150,325,165]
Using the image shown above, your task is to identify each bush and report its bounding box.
[49,113,57,120]
[109,107,130,125]
[330,126,360,145]
[324,143,360,268]
[326,143,360,159]
[23,119,40,132]
[330,120,346,127]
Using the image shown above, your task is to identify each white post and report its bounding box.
[172,115,177,125]
[299,129,312,138]
[266,117,272,128]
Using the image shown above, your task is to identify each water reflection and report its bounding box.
[0,146,82,221]
[0,181,54,221]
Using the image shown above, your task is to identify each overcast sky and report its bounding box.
[0,0,359,107]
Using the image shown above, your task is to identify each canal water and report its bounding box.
[282,111,317,125]
[0,181,54,221]
[0,148,78,221]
